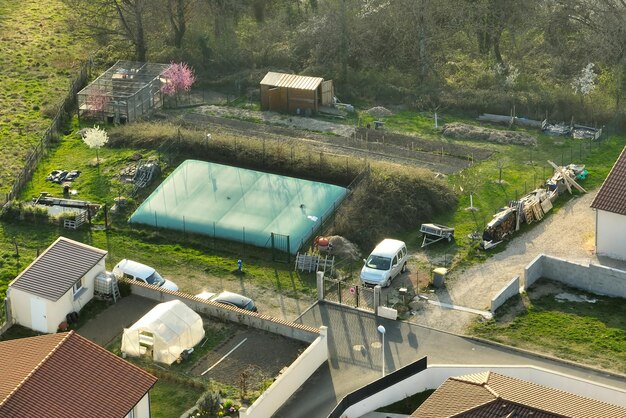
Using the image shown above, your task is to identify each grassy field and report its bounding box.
[471,279,626,374]
[150,379,204,418]
[0,0,90,195]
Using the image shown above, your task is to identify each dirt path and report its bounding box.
[410,190,599,334]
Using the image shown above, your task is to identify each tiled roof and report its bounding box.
[260,71,323,90]
[591,146,626,215]
[411,371,626,418]
[10,236,107,301]
[0,331,157,418]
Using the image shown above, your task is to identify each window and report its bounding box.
[73,277,83,294]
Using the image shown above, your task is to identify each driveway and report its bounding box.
[78,295,158,346]
[276,302,626,418]
[408,190,606,334]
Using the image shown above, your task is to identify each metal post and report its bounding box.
[377,325,386,377]
[338,281,342,304]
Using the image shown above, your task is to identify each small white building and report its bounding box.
[0,331,157,418]
[6,236,107,333]
[591,146,626,261]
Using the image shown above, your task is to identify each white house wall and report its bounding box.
[8,259,104,333]
[9,287,45,332]
[125,392,151,418]
[596,209,626,261]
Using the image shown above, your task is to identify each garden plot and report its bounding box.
[189,324,307,391]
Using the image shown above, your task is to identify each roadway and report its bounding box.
[275,302,626,418]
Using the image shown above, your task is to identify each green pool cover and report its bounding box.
[129,160,348,254]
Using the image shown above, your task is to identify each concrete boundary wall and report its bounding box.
[524,254,545,290]
[491,276,520,313]
[128,281,320,343]
[339,364,626,418]
[0,298,13,337]
[524,254,626,298]
[239,327,328,418]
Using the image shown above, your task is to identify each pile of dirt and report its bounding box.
[367,106,393,118]
[442,122,537,146]
[327,235,362,260]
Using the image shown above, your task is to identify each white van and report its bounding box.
[360,239,408,287]
[113,259,179,292]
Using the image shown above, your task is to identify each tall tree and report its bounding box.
[557,0,626,118]
[163,0,195,48]
[64,0,150,61]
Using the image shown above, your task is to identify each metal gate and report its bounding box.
[323,278,375,312]
[271,232,290,263]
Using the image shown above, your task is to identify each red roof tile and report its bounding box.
[591,146,626,215]
[411,371,626,418]
[0,331,157,418]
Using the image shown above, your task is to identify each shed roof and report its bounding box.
[0,331,157,418]
[260,71,324,91]
[410,371,626,418]
[10,237,107,301]
[591,146,626,215]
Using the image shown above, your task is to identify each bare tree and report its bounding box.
[63,0,150,61]
[163,0,195,48]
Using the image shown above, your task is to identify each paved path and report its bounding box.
[276,302,626,418]
[77,295,158,346]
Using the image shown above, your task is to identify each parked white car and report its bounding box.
[360,239,408,288]
[113,259,179,292]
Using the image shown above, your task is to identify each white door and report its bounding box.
[30,298,48,333]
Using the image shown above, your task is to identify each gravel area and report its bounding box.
[409,190,600,334]
[196,105,356,137]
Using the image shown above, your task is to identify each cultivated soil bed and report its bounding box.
[175,108,491,174]
[189,323,308,391]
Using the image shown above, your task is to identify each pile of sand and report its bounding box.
[367,106,393,118]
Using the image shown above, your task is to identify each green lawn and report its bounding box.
[0,0,90,195]
[471,279,626,374]
[425,132,626,268]
[150,379,204,418]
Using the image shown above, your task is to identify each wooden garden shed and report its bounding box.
[260,72,334,114]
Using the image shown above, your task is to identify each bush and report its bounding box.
[0,202,49,223]
[333,163,458,250]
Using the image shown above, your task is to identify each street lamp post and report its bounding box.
[377,325,386,377]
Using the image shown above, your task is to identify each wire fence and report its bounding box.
[1,60,92,207]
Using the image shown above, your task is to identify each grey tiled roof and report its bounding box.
[10,237,107,301]
[591,146,626,215]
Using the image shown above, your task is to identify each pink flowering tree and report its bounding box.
[161,62,196,107]
[85,86,111,120]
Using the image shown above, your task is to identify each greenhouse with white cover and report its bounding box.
[121,300,205,365]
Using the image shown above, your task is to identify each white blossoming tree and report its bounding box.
[82,125,108,167]
[572,63,597,120]
[572,63,597,96]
